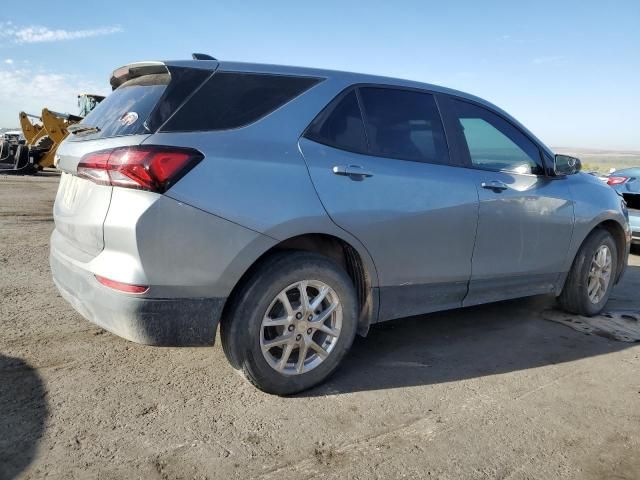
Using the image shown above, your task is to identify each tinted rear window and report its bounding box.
[161,72,321,132]
[144,68,212,132]
[304,90,367,153]
[358,87,449,164]
[79,74,170,138]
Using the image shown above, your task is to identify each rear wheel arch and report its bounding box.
[221,233,378,344]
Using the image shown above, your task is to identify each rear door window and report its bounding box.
[304,90,368,153]
[161,73,321,132]
[358,87,450,164]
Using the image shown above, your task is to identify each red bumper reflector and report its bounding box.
[95,275,149,294]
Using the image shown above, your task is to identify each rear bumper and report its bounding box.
[50,246,225,346]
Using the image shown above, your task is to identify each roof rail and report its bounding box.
[192,53,217,61]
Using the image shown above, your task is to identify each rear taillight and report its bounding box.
[78,146,203,193]
[607,176,629,186]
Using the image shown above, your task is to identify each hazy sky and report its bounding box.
[0,0,638,150]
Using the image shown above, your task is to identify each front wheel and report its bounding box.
[558,229,618,316]
[221,251,358,395]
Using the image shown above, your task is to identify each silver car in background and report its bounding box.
[606,168,640,245]
[50,56,630,394]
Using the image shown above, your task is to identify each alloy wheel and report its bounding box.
[260,280,342,375]
[587,244,612,304]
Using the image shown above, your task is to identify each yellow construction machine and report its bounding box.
[0,93,105,175]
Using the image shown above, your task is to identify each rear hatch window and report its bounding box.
[71,67,211,141]
[78,74,169,138]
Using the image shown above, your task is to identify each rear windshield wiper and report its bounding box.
[68,124,101,136]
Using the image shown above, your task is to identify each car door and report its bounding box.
[438,95,575,305]
[299,86,480,321]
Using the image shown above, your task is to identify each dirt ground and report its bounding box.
[1,173,639,480]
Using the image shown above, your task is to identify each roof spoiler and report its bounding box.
[110,61,168,90]
[110,56,219,90]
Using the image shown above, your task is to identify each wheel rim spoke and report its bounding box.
[278,292,294,316]
[262,335,292,352]
[314,302,337,325]
[599,276,607,291]
[276,343,294,371]
[310,286,329,312]
[309,341,329,359]
[263,316,290,327]
[299,281,310,310]
[296,344,308,374]
[316,323,340,337]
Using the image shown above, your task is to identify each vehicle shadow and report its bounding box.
[0,354,48,480]
[303,262,640,397]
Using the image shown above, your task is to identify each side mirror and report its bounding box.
[554,154,581,176]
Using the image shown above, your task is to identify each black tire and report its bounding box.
[14,145,29,169]
[0,141,10,159]
[558,229,617,316]
[220,251,358,395]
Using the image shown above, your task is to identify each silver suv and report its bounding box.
[51,56,631,394]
